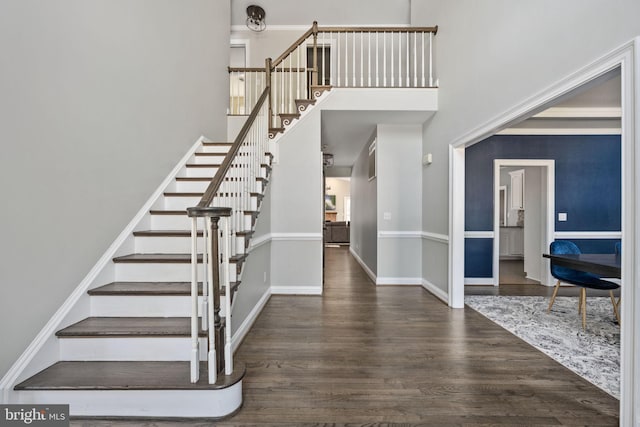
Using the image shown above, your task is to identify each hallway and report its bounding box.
[73,246,618,425]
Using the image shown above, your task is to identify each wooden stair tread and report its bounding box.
[149,210,187,216]
[113,253,246,264]
[88,281,240,296]
[164,192,203,197]
[14,361,245,391]
[133,230,201,237]
[186,163,222,168]
[202,142,232,146]
[56,317,216,337]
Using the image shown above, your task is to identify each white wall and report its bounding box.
[376,125,423,282]
[411,0,640,294]
[269,106,324,293]
[350,134,378,275]
[325,178,350,222]
[523,166,543,282]
[0,0,230,379]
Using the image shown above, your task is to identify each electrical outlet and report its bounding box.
[558,212,567,222]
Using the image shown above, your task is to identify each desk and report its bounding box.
[543,253,621,279]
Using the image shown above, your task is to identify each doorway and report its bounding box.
[493,160,555,287]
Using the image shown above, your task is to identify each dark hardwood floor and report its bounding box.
[72,246,618,426]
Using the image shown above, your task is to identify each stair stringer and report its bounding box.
[0,136,209,403]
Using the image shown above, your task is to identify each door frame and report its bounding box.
[493,159,555,287]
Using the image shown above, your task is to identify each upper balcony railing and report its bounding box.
[228,22,438,128]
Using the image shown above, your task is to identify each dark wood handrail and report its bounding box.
[197,87,270,208]
[318,25,438,34]
[228,67,266,73]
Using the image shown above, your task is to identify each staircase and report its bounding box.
[4,22,438,419]
[11,139,272,417]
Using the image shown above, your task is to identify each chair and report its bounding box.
[547,240,620,329]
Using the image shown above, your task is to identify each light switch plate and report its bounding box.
[383,212,392,220]
[558,212,567,221]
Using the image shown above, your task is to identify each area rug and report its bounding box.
[465,295,620,399]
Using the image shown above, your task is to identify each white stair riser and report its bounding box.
[150,215,191,230]
[115,263,239,282]
[193,154,225,164]
[175,181,211,193]
[59,337,209,361]
[164,196,202,210]
[14,386,243,417]
[90,295,227,317]
[185,167,218,177]
[135,236,201,254]
[200,145,231,154]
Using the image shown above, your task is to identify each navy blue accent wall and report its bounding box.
[465,238,493,277]
[465,134,621,277]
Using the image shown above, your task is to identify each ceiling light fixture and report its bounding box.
[246,5,266,32]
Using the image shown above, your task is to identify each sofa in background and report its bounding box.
[324,221,350,244]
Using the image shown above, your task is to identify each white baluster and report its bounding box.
[398,31,402,87]
[429,31,433,87]
[413,32,417,87]
[383,31,387,87]
[322,33,326,85]
[280,66,284,120]
[337,32,341,87]
[297,45,301,100]
[421,32,426,87]
[289,55,293,113]
[352,31,356,87]
[329,33,334,86]
[360,31,363,87]
[202,218,209,330]
[344,32,348,87]
[406,32,410,87]
[368,32,371,87]
[190,217,199,383]
[376,32,379,87]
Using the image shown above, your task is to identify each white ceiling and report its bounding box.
[231,0,410,26]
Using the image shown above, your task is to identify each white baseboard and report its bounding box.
[231,288,271,353]
[0,136,208,401]
[270,286,322,295]
[465,277,496,285]
[348,247,376,284]
[421,278,449,304]
[376,277,422,285]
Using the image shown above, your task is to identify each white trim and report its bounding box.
[497,128,621,135]
[378,231,422,239]
[270,286,323,295]
[448,145,465,308]
[421,278,448,303]
[349,246,376,284]
[14,387,242,417]
[0,136,208,401]
[447,39,637,424]
[532,106,622,118]
[231,287,271,353]
[494,159,555,289]
[464,231,494,238]
[270,232,323,241]
[376,277,422,285]
[554,231,622,239]
[248,233,271,251]
[421,231,449,243]
[464,278,496,285]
